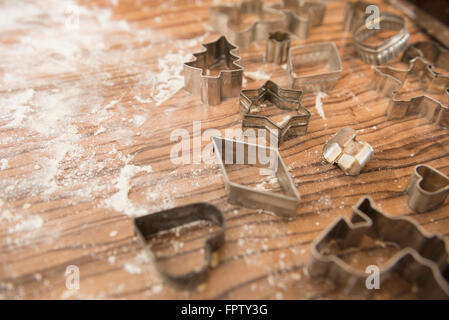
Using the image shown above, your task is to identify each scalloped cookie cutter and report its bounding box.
[134,202,225,289]
[183,36,243,105]
[407,164,449,213]
[307,196,449,299]
[344,1,409,65]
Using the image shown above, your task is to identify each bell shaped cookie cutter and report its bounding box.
[287,42,343,92]
[212,136,300,218]
[307,196,449,299]
[240,80,310,145]
[270,0,326,39]
[208,0,287,50]
[134,202,225,288]
[184,36,243,105]
[322,128,373,176]
[407,165,449,213]
[374,56,449,128]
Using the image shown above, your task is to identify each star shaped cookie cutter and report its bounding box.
[183,36,243,106]
[208,0,287,50]
[307,196,449,299]
[270,0,326,39]
[373,56,449,128]
[239,80,310,145]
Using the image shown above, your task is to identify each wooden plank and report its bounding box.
[0,0,447,299]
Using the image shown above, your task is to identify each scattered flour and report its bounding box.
[124,263,141,275]
[0,159,9,170]
[8,215,43,233]
[315,91,328,120]
[104,164,153,216]
[94,126,106,136]
[244,70,271,81]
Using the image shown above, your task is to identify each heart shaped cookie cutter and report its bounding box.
[407,164,449,213]
[134,202,225,289]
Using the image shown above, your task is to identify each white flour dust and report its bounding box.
[0,0,207,237]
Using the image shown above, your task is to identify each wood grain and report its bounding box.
[0,0,448,299]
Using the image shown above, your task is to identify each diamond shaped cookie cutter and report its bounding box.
[183,36,243,105]
[134,202,225,289]
[212,136,300,218]
[239,80,310,145]
[287,42,343,92]
[271,0,326,39]
[374,56,449,128]
[208,0,287,50]
[322,127,373,176]
[307,196,449,299]
[407,164,449,213]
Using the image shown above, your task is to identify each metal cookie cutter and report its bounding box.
[208,0,286,50]
[183,36,243,106]
[271,0,326,39]
[134,202,225,288]
[240,80,310,145]
[265,31,290,65]
[402,41,449,72]
[345,2,409,65]
[213,136,300,218]
[287,42,343,92]
[374,56,449,128]
[307,196,449,299]
[343,1,370,33]
[323,128,373,176]
[407,165,449,213]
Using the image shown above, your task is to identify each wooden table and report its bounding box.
[0,0,447,299]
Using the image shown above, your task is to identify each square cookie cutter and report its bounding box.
[134,202,225,289]
[212,136,300,218]
[287,42,343,92]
